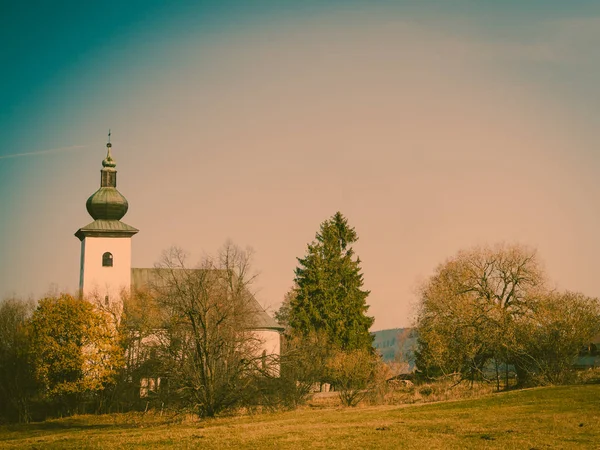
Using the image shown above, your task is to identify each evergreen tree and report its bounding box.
[289,212,374,351]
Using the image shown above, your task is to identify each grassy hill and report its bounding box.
[1,385,598,449]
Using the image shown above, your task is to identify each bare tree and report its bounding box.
[394,328,417,374]
[277,330,333,406]
[151,242,265,417]
[116,287,168,409]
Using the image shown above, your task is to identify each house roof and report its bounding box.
[131,267,283,331]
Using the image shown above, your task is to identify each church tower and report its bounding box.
[75,135,138,309]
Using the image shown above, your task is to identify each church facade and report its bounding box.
[75,138,283,366]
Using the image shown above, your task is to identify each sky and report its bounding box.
[1,0,600,330]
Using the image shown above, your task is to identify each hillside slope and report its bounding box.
[2,385,598,449]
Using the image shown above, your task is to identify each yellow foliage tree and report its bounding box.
[28,294,123,412]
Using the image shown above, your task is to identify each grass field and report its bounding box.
[0,385,598,449]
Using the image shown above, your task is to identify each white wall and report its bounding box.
[80,236,132,310]
[254,329,281,357]
[253,329,281,375]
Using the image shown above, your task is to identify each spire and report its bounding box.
[75,134,138,240]
[85,134,129,221]
[100,131,117,187]
[102,130,116,169]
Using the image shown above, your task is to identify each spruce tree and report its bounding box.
[289,212,374,351]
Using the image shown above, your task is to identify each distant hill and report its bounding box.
[371,328,418,367]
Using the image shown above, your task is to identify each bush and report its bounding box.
[327,349,378,407]
[418,385,433,397]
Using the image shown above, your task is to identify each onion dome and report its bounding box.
[86,187,129,220]
[85,138,129,220]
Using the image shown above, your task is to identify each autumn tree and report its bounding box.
[415,243,600,386]
[28,294,123,415]
[289,212,374,351]
[151,243,267,417]
[0,297,36,422]
[415,244,543,382]
[510,291,600,384]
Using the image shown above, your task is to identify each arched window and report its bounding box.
[102,252,113,267]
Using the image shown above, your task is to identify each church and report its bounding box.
[74,137,283,375]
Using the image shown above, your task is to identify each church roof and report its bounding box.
[75,219,139,240]
[131,268,283,331]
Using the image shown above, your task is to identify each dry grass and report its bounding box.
[1,385,599,449]
[574,367,600,385]
[374,379,497,405]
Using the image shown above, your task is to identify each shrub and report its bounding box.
[327,349,378,407]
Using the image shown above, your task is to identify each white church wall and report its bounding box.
[80,236,132,309]
[252,329,281,375]
[254,329,281,357]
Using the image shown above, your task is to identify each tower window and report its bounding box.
[102,252,113,267]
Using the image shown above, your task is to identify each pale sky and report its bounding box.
[1,1,600,329]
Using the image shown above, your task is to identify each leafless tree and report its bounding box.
[150,242,265,417]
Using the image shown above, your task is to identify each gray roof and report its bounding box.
[131,267,283,331]
[75,219,139,240]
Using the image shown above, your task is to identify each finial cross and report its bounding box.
[108,129,111,143]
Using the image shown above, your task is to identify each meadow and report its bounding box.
[0,385,598,449]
